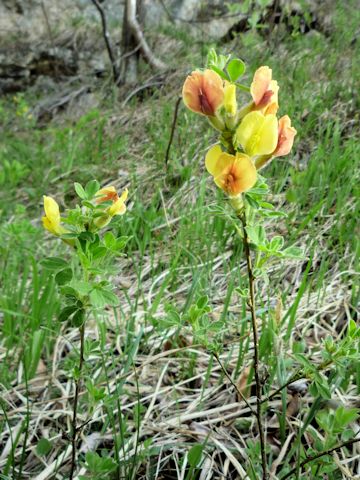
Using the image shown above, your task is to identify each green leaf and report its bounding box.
[90,288,119,308]
[270,235,284,251]
[81,200,95,209]
[227,58,246,81]
[58,305,78,323]
[41,257,68,271]
[91,246,108,260]
[196,296,209,310]
[314,377,331,400]
[188,443,203,467]
[74,182,86,199]
[71,280,92,296]
[335,407,358,428]
[104,231,116,249]
[246,225,266,246]
[206,48,218,67]
[208,321,224,332]
[244,194,259,208]
[85,451,117,473]
[341,428,355,442]
[85,180,100,200]
[60,285,78,299]
[79,231,96,243]
[55,268,73,286]
[282,246,304,259]
[36,438,52,456]
[72,309,85,327]
[209,65,229,81]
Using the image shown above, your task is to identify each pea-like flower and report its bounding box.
[254,115,297,170]
[205,145,257,197]
[250,66,279,115]
[182,69,224,116]
[94,186,128,228]
[42,196,68,236]
[235,111,278,157]
[272,115,297,157]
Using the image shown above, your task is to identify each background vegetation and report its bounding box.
[0,0,359,478]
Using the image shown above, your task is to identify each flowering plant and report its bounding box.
[41,180,128,478]
[182,50,299,479]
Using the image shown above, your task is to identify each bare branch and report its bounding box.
[90,0,119,83]
[126,0,166,71]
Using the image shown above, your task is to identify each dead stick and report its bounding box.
[90,0,119,83]
[126,0,166,70]
[165,96,182,167]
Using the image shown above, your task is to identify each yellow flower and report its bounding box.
[223,82,237,116]
[250,66,279,115]
[182,69,224,116]
[205,145,257,197]
[235,111,278,157]
[42,196,68,236]
[272,115,297,157]
[96,186,128,216]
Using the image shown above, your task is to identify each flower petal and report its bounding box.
[182,69,224,116]
[264,80,279,115]
[223,82,237,116]
[257,114,278,155]
[236,111,278,157]
[214,153,257,196]
[43,196,60,225]
[273,115,297,156]
[250,66,272,106]
[205,144,223,176]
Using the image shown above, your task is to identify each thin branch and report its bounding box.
[69,324,85,480]
[280,436,360,480]
[90,0,119,83]
[165,96,182,167]
[261,369,304,404]
[240,212,268,480]
[213,352,257,416]
[126,0,166,71]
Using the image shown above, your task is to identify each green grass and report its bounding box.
[0,0,359,478]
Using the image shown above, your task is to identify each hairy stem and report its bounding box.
[240,212,268,480]
[69,323,85,480]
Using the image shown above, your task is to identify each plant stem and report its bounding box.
[261,369,304,404]
[213,352,257,415]
[240,212,268,480]
[69,323,85,480]
[280,436,360,480]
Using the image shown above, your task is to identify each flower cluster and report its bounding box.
[182,58,296,198]
[42,184,128,238]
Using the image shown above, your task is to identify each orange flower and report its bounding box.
[273,115,297,157]
[182,69,224,116]
[205,145,257,196]
[250,66,279,115]
[95,186,128,216]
